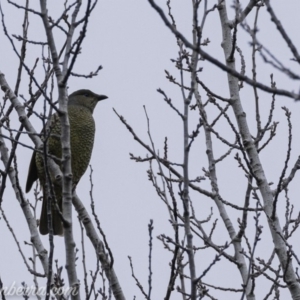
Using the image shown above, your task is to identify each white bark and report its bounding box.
[218,1,300,299]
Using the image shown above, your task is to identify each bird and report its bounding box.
[26,89,107,235]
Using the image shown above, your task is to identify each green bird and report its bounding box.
[26,89,107,235]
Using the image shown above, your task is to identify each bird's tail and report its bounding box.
[39,188,64,236]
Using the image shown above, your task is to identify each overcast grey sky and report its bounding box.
[0,1,300,299]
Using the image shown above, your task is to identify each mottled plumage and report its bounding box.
[26,89,107,235]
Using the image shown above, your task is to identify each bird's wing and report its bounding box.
[26,151,38,192]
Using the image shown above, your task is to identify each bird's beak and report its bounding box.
[97,95,108,101]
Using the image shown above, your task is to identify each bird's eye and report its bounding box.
[84,93,89,97]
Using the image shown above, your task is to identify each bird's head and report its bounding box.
[68,89,108,113]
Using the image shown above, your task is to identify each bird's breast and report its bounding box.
[69,106,96,184]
